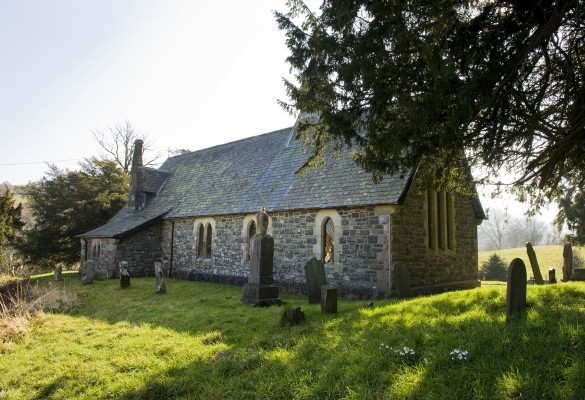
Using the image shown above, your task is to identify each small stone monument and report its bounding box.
[54,262,63,281]
[321,285,337,313]
[154,261,166,294]
[393,264,413,298]
[548,268,557,284]
[506,258,527,322]
[81,260,95,284]
[525,242,544,285]
[119,261,131,288]
[280,307,305,326]
[241,208,283,306]
[563,242,573,281]
[304,258,326,304]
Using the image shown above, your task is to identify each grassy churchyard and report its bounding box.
[1,249,585,399]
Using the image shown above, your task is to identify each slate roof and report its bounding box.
[80,126,415,239]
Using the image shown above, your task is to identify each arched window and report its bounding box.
[322,217,334,263]
[197,223,204,258]
[205,223,212,258]
[247,220,257,261]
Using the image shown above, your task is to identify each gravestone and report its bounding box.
[506,258,527,321]
[570,268,585,281]
[548,268,556,284]
[525,242,544,285]
[321,285,337,313]
[241,208,283,306]
[280,307,305,326]
[304,258,326,304]
[119,261,131,288]
[154,261,166,294]
[563,242,573,281]
[393,264,413,298]
[54,263,63,281]
[81,260,95,284]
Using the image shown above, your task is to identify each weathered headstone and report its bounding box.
[526,242,545,285]
[154,261,166,294]
[119,261,131,288]
[304,258,326,304]
[241,208,283,306]
[81,260,95,284]
[548,268,557,284]
[570,268,585,281]
[393,264,413,298]
[54,262,63,281]
[280,306,305,326]
[321,285,337,313]
[506,258,527,321]
[563,242,573,281]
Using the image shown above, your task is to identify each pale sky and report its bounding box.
[0,0,295,185]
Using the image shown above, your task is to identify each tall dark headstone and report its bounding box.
[563,242,573,281]
[54,262,63,281]
[119,261,131,288]
[526,242,544,285]
[304,258,326,304]
[506,258,527,321]
[241,208,283,306]
[393,264,413,298]
[155,261,166,294]
[81,260,95,284]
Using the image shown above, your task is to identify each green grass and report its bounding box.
[479,245,585,281]
[2,274,585,399]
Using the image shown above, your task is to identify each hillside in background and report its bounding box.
[478,245,585,282]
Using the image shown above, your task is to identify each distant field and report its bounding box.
[478,245,585,281]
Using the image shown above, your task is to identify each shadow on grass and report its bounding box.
[32,277,585,399]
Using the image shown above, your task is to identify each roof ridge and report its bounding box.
[166,126,295,161]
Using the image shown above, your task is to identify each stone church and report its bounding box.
[79,125,485,298]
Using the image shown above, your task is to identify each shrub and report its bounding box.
[480,254,508,281]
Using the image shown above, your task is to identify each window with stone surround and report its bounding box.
[196,223,204,258]
[205,223,212,258]
[427,190,455,252]
[322,217,335,263]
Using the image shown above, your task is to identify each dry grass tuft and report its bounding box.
[0,279,79,350]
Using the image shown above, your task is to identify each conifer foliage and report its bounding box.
[276,0,584,201]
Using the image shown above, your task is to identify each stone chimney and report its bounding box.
[128,139,145,212]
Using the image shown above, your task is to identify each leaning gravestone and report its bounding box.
[241,208,283,306]
[154,261,166,294]
[563,242,573,281]
[393,264,413,298]
[81,260,95,284]
[119,261,131,288]
[54,262,63,281]
[304,258,326,304]
[506,258,527,321]
[525,242,544,285]
[321,285,337,313]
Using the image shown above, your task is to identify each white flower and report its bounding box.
[450,348,469,361]
[400,346,416,357]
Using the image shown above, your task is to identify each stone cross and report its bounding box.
[563,242,573,281]
[154,261,166,294]
[54,263,63,281]
[304,257,326,304]
[525,242,544,285]
[119,261,131,288]
[506,258,527,322]
[241,208,282,306]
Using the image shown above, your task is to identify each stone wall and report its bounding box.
[391,182,480,292]
[81,223,163,279]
